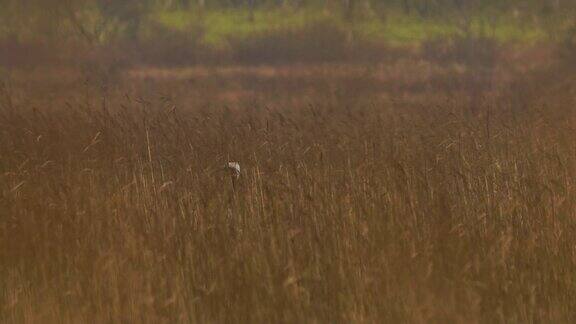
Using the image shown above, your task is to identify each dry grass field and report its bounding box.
[1,46,576,323]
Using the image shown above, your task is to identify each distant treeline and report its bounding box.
[81,0,576,12]
[1,0,575,32]
[0,0,574,40]
[3,0,575,15]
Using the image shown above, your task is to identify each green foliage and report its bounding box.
[155,8,325,45]
[0,0,570,45]
[152,8,547,46]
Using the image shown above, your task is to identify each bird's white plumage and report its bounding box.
[227,162,241,178]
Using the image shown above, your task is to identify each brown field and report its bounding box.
[2,45,576,323]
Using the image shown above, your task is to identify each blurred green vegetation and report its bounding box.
[0,0,572,46]
[156,9,316,45]
[152,8,548,46]
[0,0,573,69]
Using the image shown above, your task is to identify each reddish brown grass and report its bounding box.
[1,51,576,323]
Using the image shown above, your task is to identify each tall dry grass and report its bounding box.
[1,54,576,323]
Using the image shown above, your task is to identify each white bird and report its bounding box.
[226,162,241,179]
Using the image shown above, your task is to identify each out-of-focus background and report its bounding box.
[0,0,573,112]
[1,0,574,65]
[1,0,575,108]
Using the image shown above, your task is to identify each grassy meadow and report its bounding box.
[2,3,576,323]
